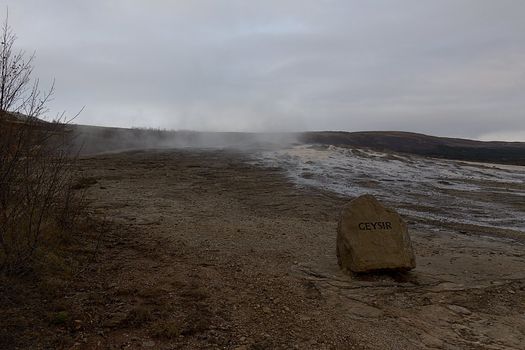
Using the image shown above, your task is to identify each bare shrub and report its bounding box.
[0,13,83,274]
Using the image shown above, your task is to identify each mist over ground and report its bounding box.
[2,0,525,140]
[72,125,525,165]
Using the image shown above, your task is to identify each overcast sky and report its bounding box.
[2,1,525,140]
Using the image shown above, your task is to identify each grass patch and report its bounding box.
[49,311,69,325]
[124,305,155,326]
[152,320,181,339]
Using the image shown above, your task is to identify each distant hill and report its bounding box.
[5,112,523,165]
[0,111,50,125]
[300,131,525,165]
[0,112,67,136]
[71,125,525,165]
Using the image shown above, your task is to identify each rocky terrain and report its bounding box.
[3,147,522,349]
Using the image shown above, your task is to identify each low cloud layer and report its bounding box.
[2,1,525,140]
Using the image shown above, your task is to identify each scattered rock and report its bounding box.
[420,333,444,348]
[447,304,472,315]
[103,312,128,328]
[348,301,384,319]
[73,319,82,330]
[336,194,416,273]
[142,340,155,347]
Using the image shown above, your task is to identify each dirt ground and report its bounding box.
[3,149,525,349]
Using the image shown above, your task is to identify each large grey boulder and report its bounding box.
[336,194,416,273]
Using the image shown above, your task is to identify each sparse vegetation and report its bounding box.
[49,311,69,325]
[0,13,83,274]
[152,320,181,339]
[124,305,155,326]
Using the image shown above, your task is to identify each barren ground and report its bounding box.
[3,149,525,349]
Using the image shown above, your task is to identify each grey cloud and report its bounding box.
[1,0,524,139]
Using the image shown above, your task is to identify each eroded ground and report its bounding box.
[53,150,525,349]
[47,148,523,350]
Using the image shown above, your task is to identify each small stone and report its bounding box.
[447,304,472,315]
[421,333,443,347]
[142,340,155,347]
[104,312,127,328]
